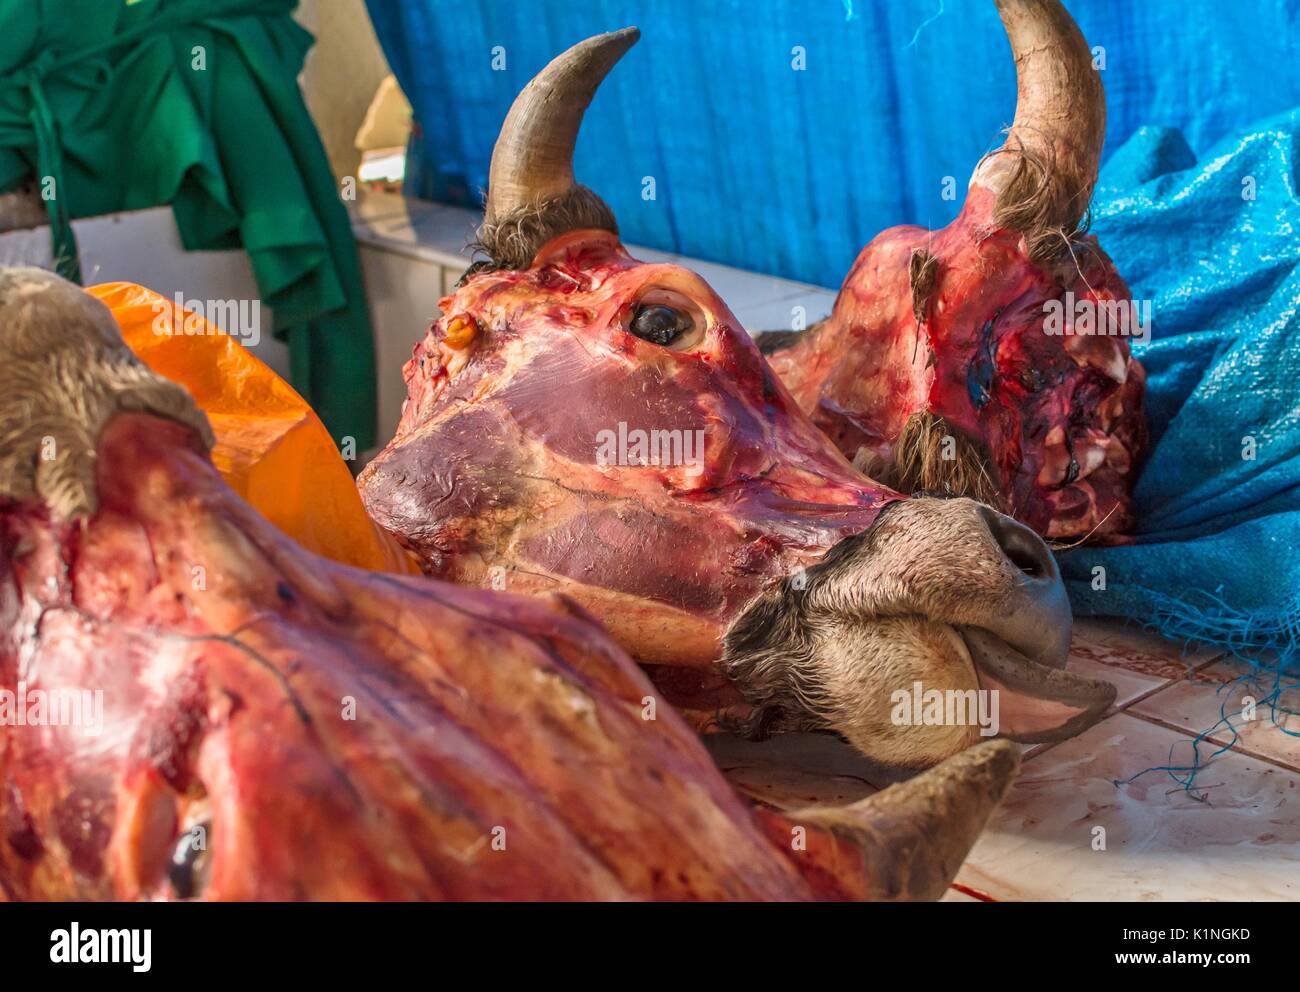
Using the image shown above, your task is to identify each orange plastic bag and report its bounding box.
[88,283,418,575]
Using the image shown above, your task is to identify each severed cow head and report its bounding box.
[359,28,1116,771]
[762,0,1147,543]
[0,267,1025,901]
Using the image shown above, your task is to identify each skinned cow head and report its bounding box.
[762,0,1147,543]
[0,267,1023,902]
[359,28,1116,772]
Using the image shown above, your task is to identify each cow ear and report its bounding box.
[965,628,1115,743]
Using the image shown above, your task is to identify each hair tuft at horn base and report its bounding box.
[471,184,618,274]
[478,27,637,272]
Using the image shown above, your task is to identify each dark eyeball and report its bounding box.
[630,304,692,346]
[624,288,708,351]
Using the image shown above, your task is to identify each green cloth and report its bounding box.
[0,0,376,449]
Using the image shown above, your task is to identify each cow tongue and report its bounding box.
[961,626,1115,744]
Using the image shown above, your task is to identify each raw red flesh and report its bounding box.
[0,412,867,901]
[360,231,900,666]
[767,186,1147,541]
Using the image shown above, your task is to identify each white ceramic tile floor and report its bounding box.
[710,620,1299,901]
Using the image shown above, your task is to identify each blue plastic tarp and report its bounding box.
[1061,113,1300,662]
[365,0,1300,286]
[366,0,1300,660]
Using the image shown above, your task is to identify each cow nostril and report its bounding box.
[1004,541,1045,577]
[977,505,1054,580]
[959,502,1072,669]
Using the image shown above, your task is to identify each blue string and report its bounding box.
[1116,648,1299,796]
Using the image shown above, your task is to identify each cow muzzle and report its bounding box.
[720,496,1115,770]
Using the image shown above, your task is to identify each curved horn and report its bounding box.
[479,27,639,270]
[758,740,1020,901]
[970,0,1105,261]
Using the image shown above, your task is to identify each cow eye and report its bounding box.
[626,289,706,351]
[630,304,690,345]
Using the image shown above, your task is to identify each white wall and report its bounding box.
[295,0,393,182]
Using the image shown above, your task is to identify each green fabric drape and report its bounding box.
[0,0,376,449]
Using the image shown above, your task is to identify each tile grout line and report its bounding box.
[1099,645,1284,767]
[1022,649,1227,764]
[1110,650,1224,709]
[1125,709,1300,776]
